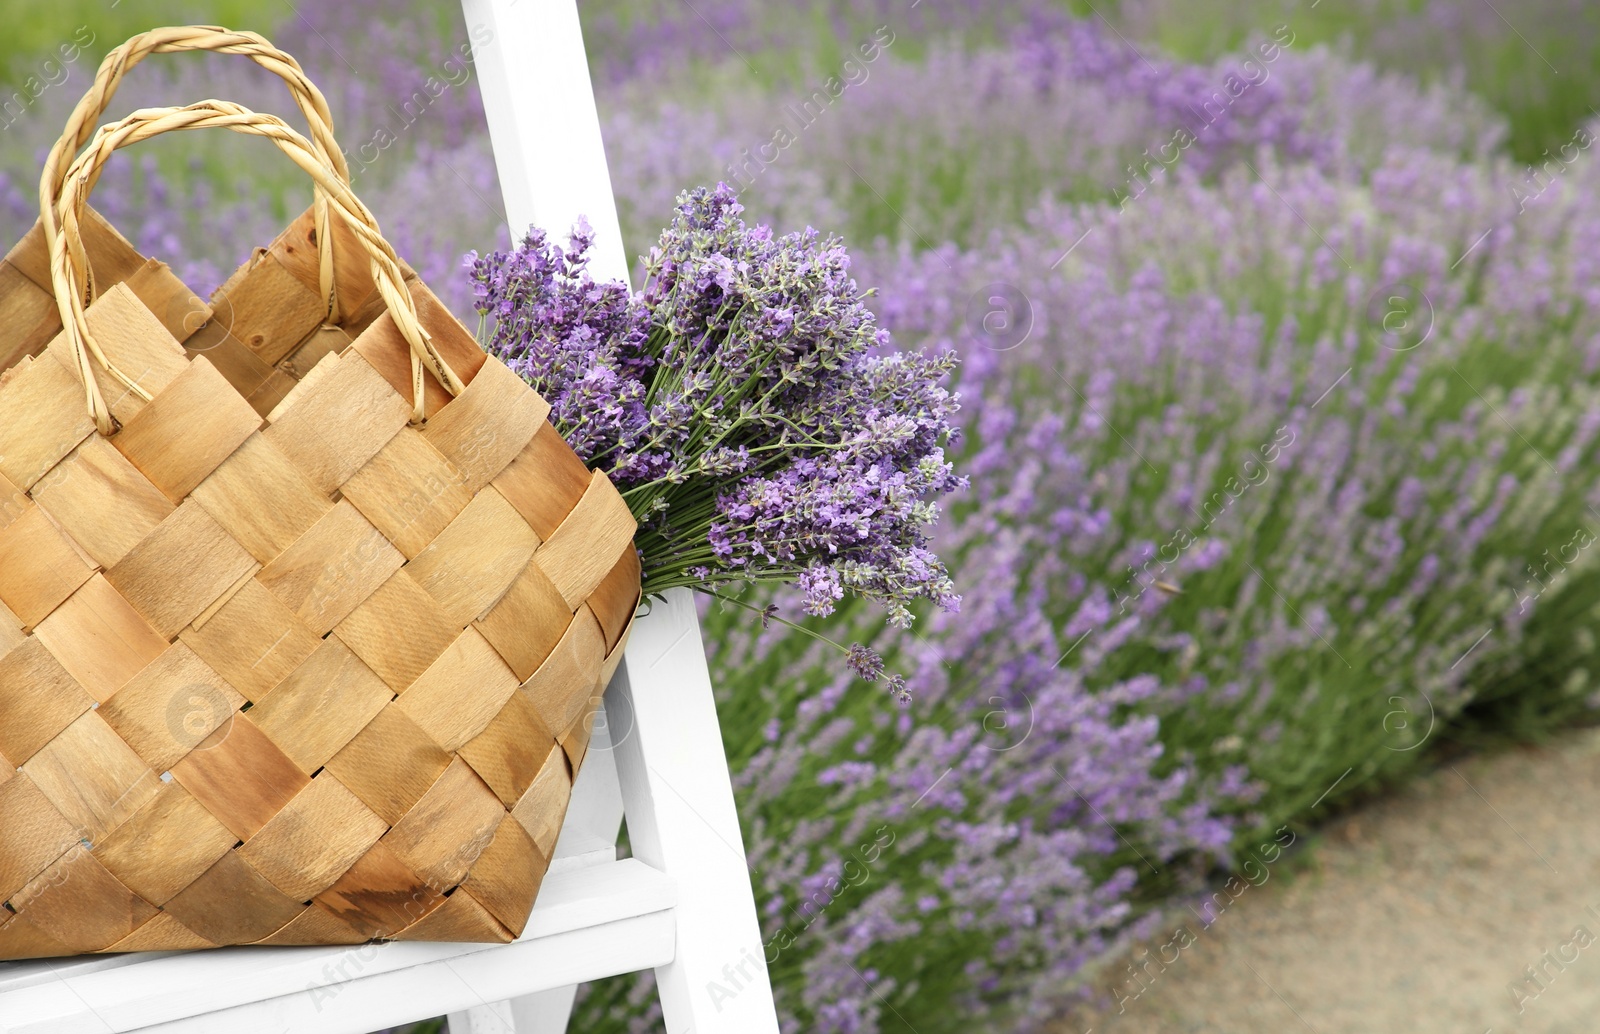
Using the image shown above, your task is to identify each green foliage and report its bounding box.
[0,1,280,76]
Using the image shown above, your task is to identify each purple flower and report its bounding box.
[845,643,886,682]
[470,185,965,630]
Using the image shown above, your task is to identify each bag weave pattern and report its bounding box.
[0,196,641,960]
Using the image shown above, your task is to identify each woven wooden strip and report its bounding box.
[340,427,473,559]
[161,851,304,946]
[0,912,73,961]
[183,200,409,409]
[212,249,327,366]
[255,499,404,634]
[236,774,387,901]
[0,470,27,530]
[282,324,353,378]
[456,689,558,808]
[12,849,159,953]
[334,569,459,692]
[475,557,571,682]
[170,714,310,840]
[99,912,215,953]
[0,261,61,372]
[23,712,159,842]
[350,278,487,420]
[420,354,550,492]
[457,813,549,937]
[92,781,236,906]
[249,903,367,947]
[262,351,412,493]
[404,487,541,627]
[535,471,638,609]
[560,710,597,777]
[493,421,594,539]
[510,745,572,858]
[0,638,95,765]
[322,704,453,827]
[122,259,210,346]
[186,323,278,408]
[178,577,321,701]
[111,355,262,502]
[0,354,96,491]
[391,885,512,943]
[104,499,259,639]
[6,205,144,297]
[0,504,96,628]
[0,774,80,903]
[33,574,167,702]
[0,598,26,656]
[523,605,608,738]
[381,757,506,890]
[394,629,521,753]
[246,638,391,774]
[589,544,644,651]
[31,435,175,568]
[0,93,640,961]
[189,431,332,563]
[269,205,385,325]
[312,839,446,939]
[44,282,189,427]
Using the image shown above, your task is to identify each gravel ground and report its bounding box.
[1061,730,1600,1034]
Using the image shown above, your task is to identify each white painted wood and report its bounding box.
[547,715,624,869]
[0,860,675,1034]
[459,0,633,282]
[448,1002,519,1034]
[135,917,673,1034]
[462,4,783,1030]
[611,590,781,1032]
[516,985,579,1034]
[464,0,633,874]
[446,985,577,1034]
[0,954,169,995]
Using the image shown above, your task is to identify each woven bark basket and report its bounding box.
[0,28,640,960]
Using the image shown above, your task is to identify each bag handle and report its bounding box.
[50,100,466,435]
[41,27,351,321]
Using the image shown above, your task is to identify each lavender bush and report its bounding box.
[570,18,1600,1032]
[1109,0,1600,164]
[7,3,1600,1031]
[598,20,1504,252]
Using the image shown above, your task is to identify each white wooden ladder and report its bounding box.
[0,2,781,1031]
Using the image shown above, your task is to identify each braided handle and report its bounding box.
[51,101,466,435]
[41,27,350,320]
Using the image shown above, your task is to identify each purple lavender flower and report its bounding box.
[470,185,965,629]
[845,643,886,682]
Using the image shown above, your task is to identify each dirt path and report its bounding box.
[1062,730,1600,1034]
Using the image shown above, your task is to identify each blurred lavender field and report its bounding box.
[4,1,1600,1030]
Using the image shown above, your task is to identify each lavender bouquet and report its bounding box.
[467,185,963,698]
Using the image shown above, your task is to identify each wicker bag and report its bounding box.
[0,28,640,960]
